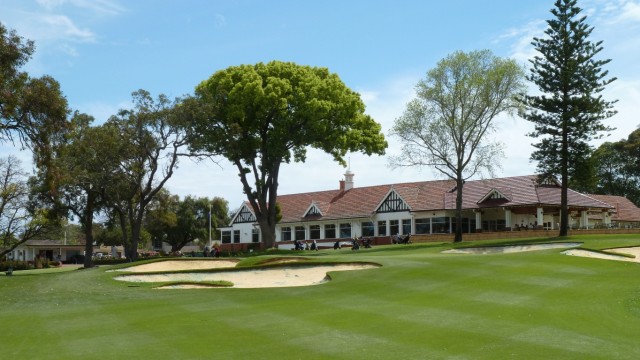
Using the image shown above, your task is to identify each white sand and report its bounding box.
[442,242,582,254]
[563,247,640,263]
[114,262,378,288]
[113,260,239,272]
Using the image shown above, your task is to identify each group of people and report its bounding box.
[203,246,221,257]
[514,222,536,231]
[348,236,373,250]
[392,233,411,244]
[293,239,319,251]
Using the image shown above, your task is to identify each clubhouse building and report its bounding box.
[219,170,640,247]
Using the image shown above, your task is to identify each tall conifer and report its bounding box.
[519,0,617,236]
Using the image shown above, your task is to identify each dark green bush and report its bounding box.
[0,260,31,271]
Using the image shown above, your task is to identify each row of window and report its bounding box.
[223,217,509,243]
[220,229,260,244]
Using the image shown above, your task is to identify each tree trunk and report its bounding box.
[560,115,569,237]
[82,193,94,268]
[454,176,464,243]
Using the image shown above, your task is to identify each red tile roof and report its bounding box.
[270,175,615,224]
[587,194,640,222]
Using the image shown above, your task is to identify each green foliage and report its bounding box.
[391,49,525,242]
[0,260,30,271]
[0,22,68,165]
[186,61,387,248]
[102,90,188,260]
[519,0,617,236]
[591,128,640,206]
[144,190,230,252]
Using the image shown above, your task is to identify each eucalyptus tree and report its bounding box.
[185,61,387,248]
[49,113,124,267]
[0,22,68,167]
[104,90,188,260]
[518,0,617,236]
[391,50,525,242]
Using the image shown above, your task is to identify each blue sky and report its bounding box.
[1,0,639,210]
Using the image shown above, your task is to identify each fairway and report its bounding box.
[2,235,640,359]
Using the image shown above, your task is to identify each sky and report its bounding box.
[1,0,639,211]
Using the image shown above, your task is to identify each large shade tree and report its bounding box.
[185,61,387,248]
[518,0,617,236]
[104,90,188,260]
[0,22,68,167]
[35,113,122,268]
[391,50,525,242]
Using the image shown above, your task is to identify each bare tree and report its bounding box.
[391,50,525,242]
[0,156,51,258]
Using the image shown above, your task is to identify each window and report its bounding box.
[432,217,450,233]
[295,226,305,240]
[233,230,240,243]
[377,220,387,236]
[339,223,351,238]
[309,225,320,239]
[390,220,399,235]
[252,229,260,243]
[281,227,292,241]
[221,231,231,244]
[402,219,411,234]
[497,219,506,231]
[324,224,336,239]
[361,221,374,237]
[415,218,430,234]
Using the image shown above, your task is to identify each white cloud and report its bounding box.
[40,13,95,42]
[495,19,546,65]
[37,0,125,16]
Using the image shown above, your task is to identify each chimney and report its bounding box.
[339,180,345,191]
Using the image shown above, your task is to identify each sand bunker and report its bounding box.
[114,263,378,289]
[113,260,239,273]
[442,242,582,254]
[563,247,640,263]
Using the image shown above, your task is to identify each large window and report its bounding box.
[233,230,240,243]
[415,218,430,234]
[295,226,305,240]
[339,223,352,238]
[324,224,336,239]
[361,221,374,237]
[402,219,411,234]
[377,220,387,236]
[221,231,231,244]
[309,225,320,239]
[281,227,292,241]
[390,220,399,235]
[432,217,450,233]
[252,229,260,243]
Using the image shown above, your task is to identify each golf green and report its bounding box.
[2,235,640,359]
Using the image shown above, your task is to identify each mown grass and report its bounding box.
[2,234,640,359]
